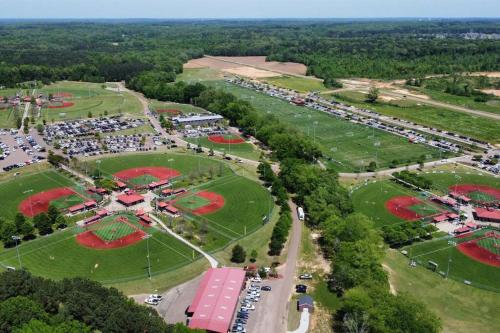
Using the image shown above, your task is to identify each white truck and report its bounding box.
[297,206,305,221]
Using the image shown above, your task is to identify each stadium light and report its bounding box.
[12,236,22,269]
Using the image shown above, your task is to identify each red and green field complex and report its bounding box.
[208,134,245,144]
[385,195,445,221]
[449,184,500,206]
[172,190,225,215]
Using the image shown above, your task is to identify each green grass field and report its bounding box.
[208,81,446,172]
[88,213,142,242]
[263,75,327,93]
[185,136,261,161]
[38,81,143,122]
[50,193,86,210]
[0,169,81,221]
[384,249,500,333]
[0,106,21,128]
[0,222,200,283]
[177,68,223,82]
[351,179,441,227]
[333,91,500,143]
[403,229,499,291]
[418,169,500,196]
[174,194,211,210]
[151,101,207,114]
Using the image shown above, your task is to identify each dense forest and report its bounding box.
[0,19,499,87]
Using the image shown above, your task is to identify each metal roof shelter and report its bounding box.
[297,295,314,313]
[116,192,145,207]
[188,268,246,333]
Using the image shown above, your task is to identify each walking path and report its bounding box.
[59,164,95,184]
[149,214,218,268]
[287,309,310,333]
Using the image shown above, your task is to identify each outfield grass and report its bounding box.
[0,223,200,283]
[181,173,274,252]
[352,179,430,227]
[208,81,445,172]
[263,75,327,93]
[38,81,143,122]
[0,106,20,128]
[50,193,86,210]
[185,136,261,161]
[403,229,499,291]
[384,249,500,333]
[333,91,500,143]
[0,169,80,221]
[88,152,231,181]
[150,101,206,114]
[177,68,223,82]
[418,170,500,196]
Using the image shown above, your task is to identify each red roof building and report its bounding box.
[117,192,145,207]
[148,179,170,190]
[173,188,187,195]
[433,214,449,223]
[68,204,85,213]
[116,181,127,189]
[162,188,174,196]
[473,208,500,223]
[188,268,246,333]
[96,209,109,217]
[449,192,472,203]
[84,200,97,208]
[140,215,152,224]
[454,226,471,234]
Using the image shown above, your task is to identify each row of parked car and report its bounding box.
[232,279,271,333]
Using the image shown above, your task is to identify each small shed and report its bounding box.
[297,295,314,313]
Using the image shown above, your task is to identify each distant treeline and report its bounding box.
[0,20,499,87]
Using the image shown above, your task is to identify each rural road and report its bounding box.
[248,200,303,333]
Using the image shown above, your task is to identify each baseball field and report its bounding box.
[185,135,261,161]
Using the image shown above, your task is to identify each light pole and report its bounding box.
[12,236,22,269]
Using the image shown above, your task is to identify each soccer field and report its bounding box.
[38,81,143,122]
[208,81,447,172]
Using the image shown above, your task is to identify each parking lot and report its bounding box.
[0,129,46,172]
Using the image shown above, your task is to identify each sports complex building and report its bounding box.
[187,268,246,333]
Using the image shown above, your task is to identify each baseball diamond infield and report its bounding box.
[18,187,87,217]
[449,184,500,205]
[113,166,181,186]
[173,191,225,215]
[208,135,245,144]
[457,231,500,267]
[48,102,75,109]
[385,196,444,221]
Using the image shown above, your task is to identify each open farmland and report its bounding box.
[209,81,446,172]
[263,75,327,93]
[38,81,143,122]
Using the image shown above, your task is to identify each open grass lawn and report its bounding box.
[89,152,231,180]
[0,223,200,284]
[333,92,500,143]
[0,169,79,221]
[351,179,427,227]
[418,170,500,196]
[182,174,274,252]
[403,229,500,291]
[209,81,444,172]
[185,136,261,161]
[262,75,327,93]
[384,249,500,333]
[38,81,143,122]
[0,106,21,128]
[150,101,206,114]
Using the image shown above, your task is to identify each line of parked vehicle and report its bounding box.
[232,276,272,333]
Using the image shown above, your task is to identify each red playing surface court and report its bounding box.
[114,166,180,181]
[457,232,500,267]
[76,229,146,249]
[48,102,75,109]
[385,196,424,221]
[18,187,77,217]
[156,109,181,115]
[192,191,225,215]
[208,135,245,144]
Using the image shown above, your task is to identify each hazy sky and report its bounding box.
[1,0,499,19]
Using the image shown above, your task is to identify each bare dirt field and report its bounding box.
[184,57,239,70]
[215,56,308,75]
[223,66,281,78]
[482,89,500,97]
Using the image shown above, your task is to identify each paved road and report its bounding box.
[150,214,219,268]
[248,200,302,333]
[288,309,310,333]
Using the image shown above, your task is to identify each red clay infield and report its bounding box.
[192,191,225,215]
[457,232,500,267]
[48,102,75,109]
[76,229,146,249]
[208,135,245,144]
[156,109,181,115]
[114,166,181,182]
[449,184,500,202]
[385,196,424,221]
[18,187,77,217]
